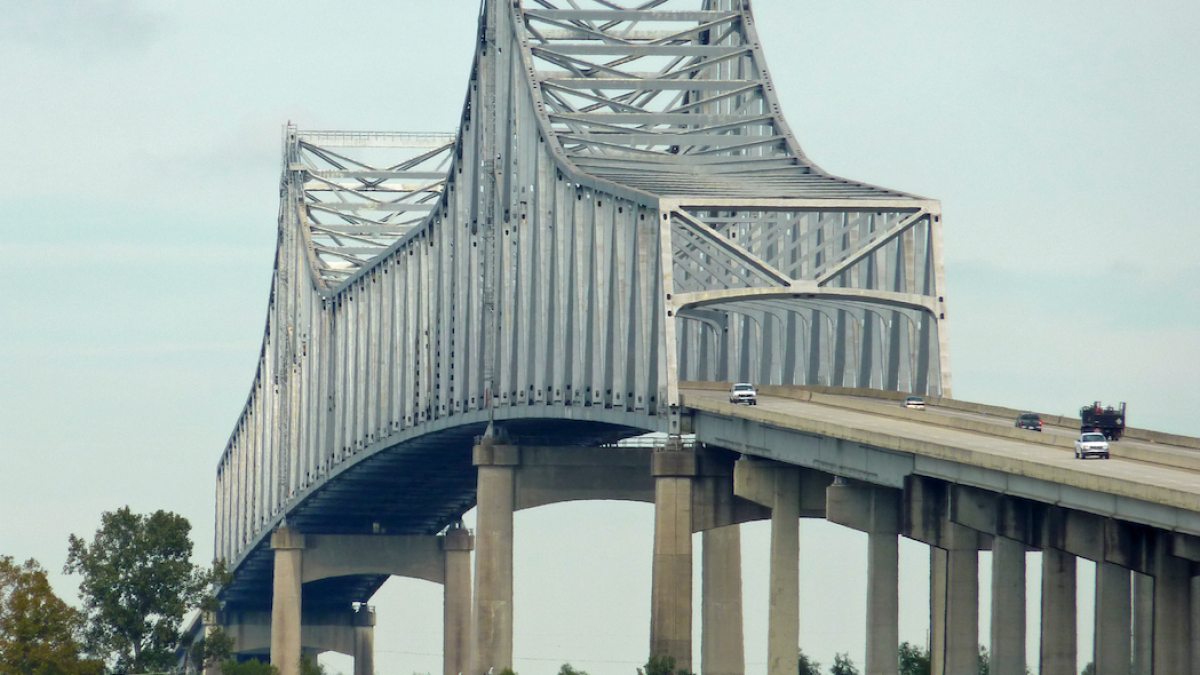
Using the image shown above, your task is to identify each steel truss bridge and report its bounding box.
[219,0,947,577]
[205,2,1200,675]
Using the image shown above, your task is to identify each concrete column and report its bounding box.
[702,525,744,675]
[1132,572,1153,675]
[767,467,799,675]
[929,547,947,675]
[472,442,518,675]
[1191,574,1200,675]
[1153,544,1191,674]
[1039,548,1076,675]
[444,526,475,675]
[866,529,898,675]
[353,606,376,675]
[826,481,900,675]
[271,526,306,675]
[931,524,978,675]
[990,536,1026,675]
[1094,562,1131,675]
[651,448,696,671]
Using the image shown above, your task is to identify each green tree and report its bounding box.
[185,625,234,672]
[299,654,326,675]
[830,653,859,675]
[220,659,278,675]
[558,664,588,675]
[898,642,930,675]
[64,508,219,674]
[978,644,989,675]
[797,649,821,675]
[0,557,102,675]
[638,655,690,675]
[1080,663,1095,675]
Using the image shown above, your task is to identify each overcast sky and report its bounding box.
[2,2,1197,675]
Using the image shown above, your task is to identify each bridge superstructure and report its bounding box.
[216,0,948,579]
[202,3,1200,675]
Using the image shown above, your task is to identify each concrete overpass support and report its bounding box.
[766,466,799,675]
[865,525,899,675]
[651,448,697,671]
[352,606,375,675]
[1193,575,1200,675]
[271,526,306,675]
[1133,573,1153,675]
[1039,549,1076,675]
[702,525,745,675]
[990,536,1026,675]
[903,477,979,675]
[733,458,805,675]
[826,481,901,675]
[939,524,980,675]
[223,607,361,659]
[1093,562,1131,675]
[472,441,519,675]
[1152,538,1191,674]
[442,526,474,675]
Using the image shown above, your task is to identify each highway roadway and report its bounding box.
[679,385,1200,508]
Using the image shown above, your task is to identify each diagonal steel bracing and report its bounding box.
[214,0,951,606]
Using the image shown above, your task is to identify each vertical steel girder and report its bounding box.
[214,0,950,571]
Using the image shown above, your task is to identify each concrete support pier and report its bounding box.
[443,526,474,675]
[826,481,900,675]
[651,447,697,671]
[1132,572,1153,675]
[932,524,978,675]
[472,441,519,675]
[701,525,745,675]
[865,529,898,675]
[990,536,1026,675]
[767,466,799,675]
[352,606,375,675]
[1093,562,1130,675]
[1039,549,1076,675]
[271,526,306,675]
[1152,539,1192,674]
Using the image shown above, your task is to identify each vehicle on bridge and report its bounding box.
[1080,401,1126,440]
[1074,432,1111,459]
[1016,412,1043,431]
[729,383,758,405]
[904,396,926,410]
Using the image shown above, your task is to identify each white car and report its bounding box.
[729,383,757,405]
[904,396,925,410]
[1074,432,1110,459]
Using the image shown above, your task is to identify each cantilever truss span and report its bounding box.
[214,0,951,601]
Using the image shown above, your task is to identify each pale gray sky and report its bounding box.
[2,2,1198,675]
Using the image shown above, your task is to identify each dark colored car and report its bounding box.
[1016,412,1043,431]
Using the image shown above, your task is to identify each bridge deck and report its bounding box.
[681,386,1200,525]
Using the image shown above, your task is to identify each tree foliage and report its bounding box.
[829,653,859,675]
[557,664,588,675]
[0,557,101,675]
[898,642,930,675]
[1080,663,1094,675]
[638,655,690,675]
[220,659,278,675]
[64,508,218,674]
[797,649,821,675]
